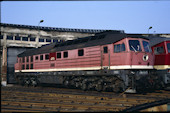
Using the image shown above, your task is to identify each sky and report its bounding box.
[1,0,170,34]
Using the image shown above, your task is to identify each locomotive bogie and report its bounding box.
[155,69,170,88]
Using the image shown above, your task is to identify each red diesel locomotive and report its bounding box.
[14,31,161,93]
[150,37,170,89]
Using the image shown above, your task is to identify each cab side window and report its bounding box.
[114,43,125,53]
[154,46,164,55]
[167,43,170,53]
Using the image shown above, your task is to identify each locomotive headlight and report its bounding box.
[143,54,149,61]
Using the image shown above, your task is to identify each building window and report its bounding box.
[40,55,43,60]
[35,56,39,60]
[22,37,28,41]
[39,38,44,42]
[0,35,3,39]
[63,51,68,58]
[78,49,84,56]
[46,39,51,42]
[7,36,13,40]
[45,54,49,60]
[57,52,61,58]
[103,46,108,53]
[61,40,64,43]
[15,36,21,40]
[53,39,59,42]
[30,37,35,41]
[53,39,60,43]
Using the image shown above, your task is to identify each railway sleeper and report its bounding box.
[2,101,128,111]
[1,97,148,107]
[1,106,56,112]
[2,97,155,107]
[1,90,157,103]
[2,100,127,112]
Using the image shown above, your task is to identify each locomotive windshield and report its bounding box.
[129,40,141,52]
[167,43,170,53]
[142,41,151,52]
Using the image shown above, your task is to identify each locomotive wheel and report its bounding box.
[63,80,69,88]
[95,84,103,92]
[75,82,81,88]
[18,77,24,86]
[81,83,87,91]
[113,80,124,93]
[24,78,31,87]
[87,82,94,90]
[95,81,103,92]
[156,81,165,90]
[30,78,38,87]
[153,77,165,90]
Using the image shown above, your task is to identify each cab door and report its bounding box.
[102,46,110,68]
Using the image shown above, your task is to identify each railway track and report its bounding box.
[1,85,170,112]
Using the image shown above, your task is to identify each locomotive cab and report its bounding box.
[106,37,155,93]
[128,38,154,68]
[150,38,170,89]
[111,38,154,69]
[100,36,156,93]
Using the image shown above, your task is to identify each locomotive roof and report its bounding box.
[18,43,56,57]
[18,31,149,57]
[149,37,170,47]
